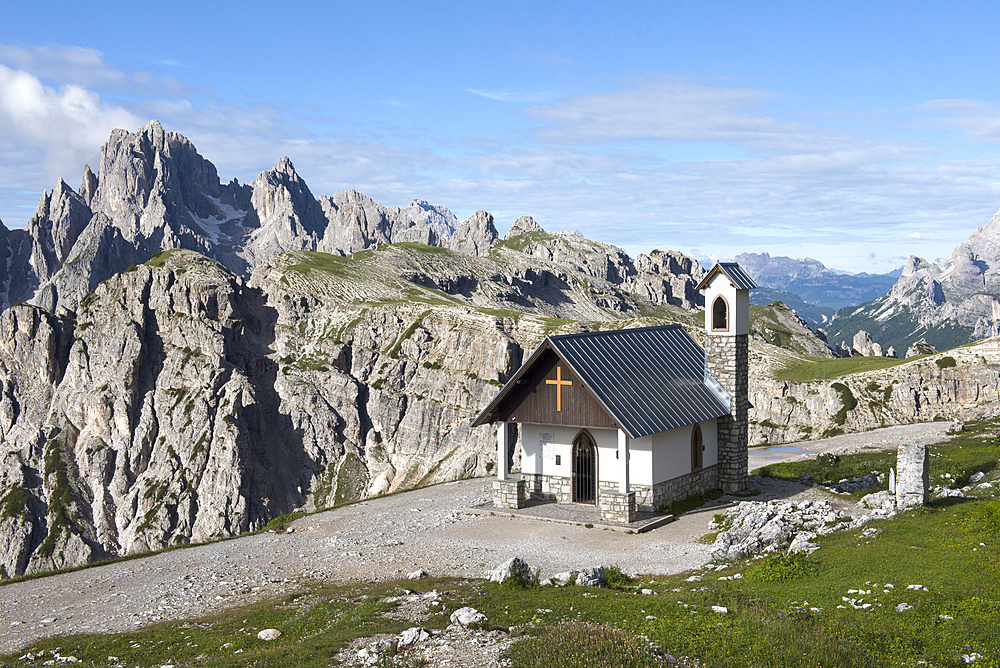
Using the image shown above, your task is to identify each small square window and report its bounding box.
[555,455,561,466]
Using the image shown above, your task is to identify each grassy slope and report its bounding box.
[5,419,997,668]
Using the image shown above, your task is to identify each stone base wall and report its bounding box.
[524,468,719,515]
[493,478,526,509]
[650,466,719,511]
[522,473,573,504]
[599,491,636,523]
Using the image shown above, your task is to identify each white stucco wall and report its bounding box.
[519,423,644,485]
[517,422,713,487]
[704,273,749,336]
[651,419,718,483]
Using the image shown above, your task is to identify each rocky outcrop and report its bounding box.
[449,211,497,257]
[749,337,1000,446]
[853,330,882,357]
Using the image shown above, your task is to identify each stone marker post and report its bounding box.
[895,442,929,509]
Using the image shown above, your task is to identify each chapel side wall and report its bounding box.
[651,419,718,481]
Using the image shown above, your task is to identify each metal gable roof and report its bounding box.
[695,262,758,291]
[473,324,732,439]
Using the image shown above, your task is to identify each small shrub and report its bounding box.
[936,356,957,369]
[604,565,635,590]
[749,552,818,582]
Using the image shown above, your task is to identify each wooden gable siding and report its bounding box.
[499,348,617,429]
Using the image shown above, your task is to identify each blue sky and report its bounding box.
[1,0,999,272]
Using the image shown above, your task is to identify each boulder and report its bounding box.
[450,607,488,628]
[575,566,606,587]
[398,627,430,647]
[488,557,537,586]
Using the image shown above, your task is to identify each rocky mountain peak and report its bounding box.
[506,215,543,239]
[404,199,458,239]
[449,210,498,257]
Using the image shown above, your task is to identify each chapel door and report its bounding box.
[572,431,597,504]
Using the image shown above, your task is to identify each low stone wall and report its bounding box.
[522,473,572,503]
[599,491,636,523]
[651,466,719,511]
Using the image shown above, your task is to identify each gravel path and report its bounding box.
[0,422,954,654]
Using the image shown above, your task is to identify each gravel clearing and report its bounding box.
[0,422,953,654]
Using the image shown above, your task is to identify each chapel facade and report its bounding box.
[472,262,756,523]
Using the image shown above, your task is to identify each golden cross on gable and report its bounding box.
[545,365,573,412]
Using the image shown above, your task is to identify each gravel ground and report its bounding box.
[0,422,954,655]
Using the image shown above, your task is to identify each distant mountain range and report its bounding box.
[826,208,1000,355]
[719,253,899,330]
[734,253,900,310]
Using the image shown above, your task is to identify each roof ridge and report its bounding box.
[548,323,684,341]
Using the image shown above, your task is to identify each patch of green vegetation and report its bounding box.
[775,355,908,382]
[747,551,819,582]
[313,462,338,508]
[179,346,202,368]
[508,620,667,668]
[280,351,331,374]
[392,241,454,255]
[936,356,957,369]
[422,360,443,370]
[37,439,75,559]
[385,310,431,359]
[0,485,29,520]
[263,510,307,532]
[759,418,784,430]
[145,249,185,268]
[657,489,723,517]
[334,452,367,507]
[830,382,857,426]
[284,251,357,278]
[77,291,98,313]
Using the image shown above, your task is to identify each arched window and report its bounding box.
[712,295,728,331]
[691,423,704,471]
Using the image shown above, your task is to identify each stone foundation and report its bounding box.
[522,473,572,503]
[650,466,719,511]
[523,467,719,517]
[599,491,636,523]
[493,478,527,509]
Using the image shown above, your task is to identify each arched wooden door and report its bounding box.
[691,423,704,471]
[572,431,597,504]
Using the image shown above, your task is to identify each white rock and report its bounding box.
[398,627,430,646]
[257,629,281,641]
[450,606,488,627]
[488,557,537,586]
[407,569,429,580]
[641,588,656,595]
[894,603,913,612]
[711,606,728,614]
[575,566,606,587]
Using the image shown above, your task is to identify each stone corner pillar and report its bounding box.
[599,490,636,523]
[706,334,749,492]
[493,478,526,509]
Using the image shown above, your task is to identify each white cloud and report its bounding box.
[0,64,140,193]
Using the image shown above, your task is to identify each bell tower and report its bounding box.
[697,262,756,492]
